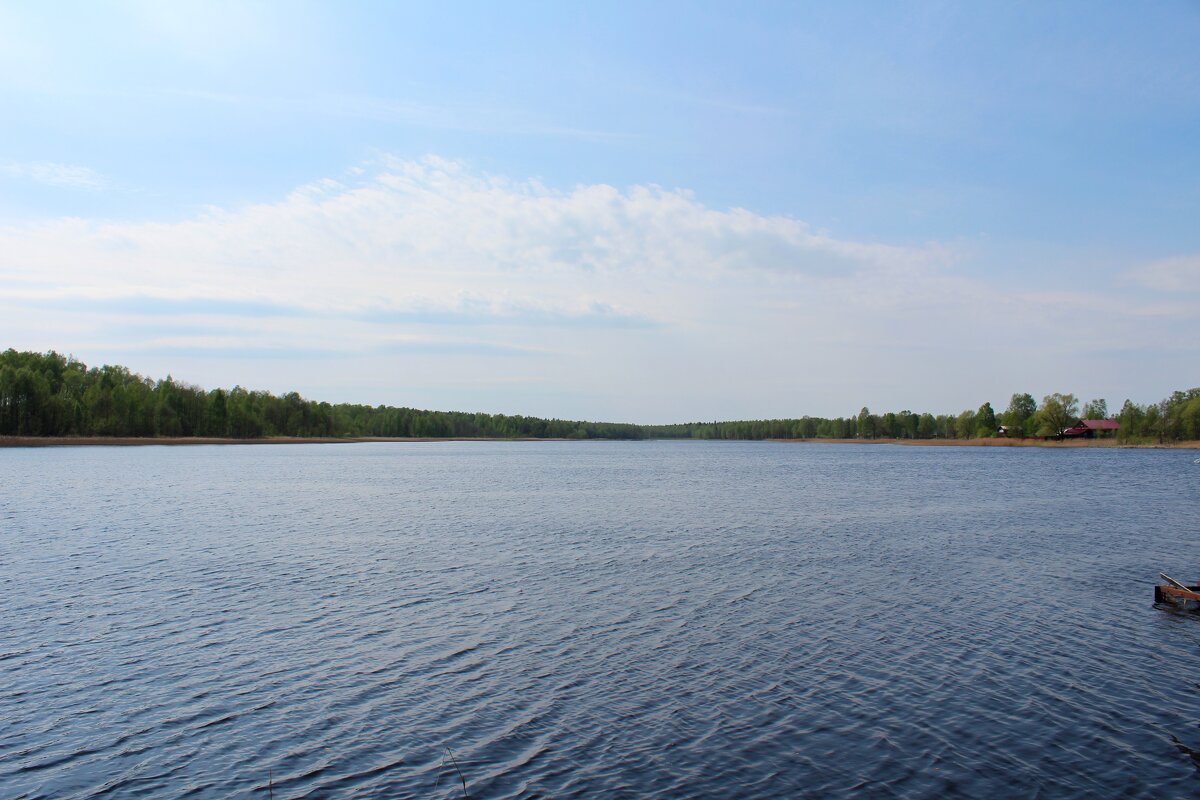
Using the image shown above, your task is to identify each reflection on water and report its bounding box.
[1,441,1199,798]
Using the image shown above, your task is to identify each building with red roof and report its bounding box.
[1061,419,1120,438]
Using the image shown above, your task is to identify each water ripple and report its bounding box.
[2,442,1199,797]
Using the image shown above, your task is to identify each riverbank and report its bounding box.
[3,435,1198,448]
[0,436,571,447]
[775,437,1200,448]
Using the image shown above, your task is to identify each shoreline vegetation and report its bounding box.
[2,435,1198,449]
[3,349,1199,447]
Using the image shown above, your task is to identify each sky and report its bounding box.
[1,1,1197,423]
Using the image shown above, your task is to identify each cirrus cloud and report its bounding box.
[0,160,104,190]
[1127,254,1200,293]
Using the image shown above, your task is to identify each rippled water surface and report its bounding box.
[3,442,1200,798]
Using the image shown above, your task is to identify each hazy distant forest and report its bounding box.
[2,349,1198,442]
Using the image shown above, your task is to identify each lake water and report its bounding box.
[2,441,1199,798]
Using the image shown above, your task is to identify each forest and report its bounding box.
[2,349,1198,442]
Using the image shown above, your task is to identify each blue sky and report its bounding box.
[1,2,1197,422]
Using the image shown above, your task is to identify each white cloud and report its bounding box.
[1127,254,1200,293]
[0,156,948,308]
[1,161,104,190]
[0,156,1192,419]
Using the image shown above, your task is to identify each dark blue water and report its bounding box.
[2,441,1199,798]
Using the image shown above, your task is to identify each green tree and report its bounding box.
[225,387,263,438]
[1180,396,1200,440]
[1002,393,1037,437]
[975,402,998,438]
[857,406,878,439]
[1115,399,1143,440]
[955,409,976,440]
[1081,398,1108,419]
[1143,403,1163,442]
[0,366,51,434]
[1037,393,1078,438]
[917,413,936,439]
[881,412,898,438]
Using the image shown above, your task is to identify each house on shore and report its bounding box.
[1061,419,1119,438]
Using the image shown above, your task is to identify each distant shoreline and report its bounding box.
[772,437,1200,449]
[0,436,571,447]
[2,435,1197,449]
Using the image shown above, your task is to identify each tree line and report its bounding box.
[649,390,1200,443]
[1,349,1197,442]
[0,349,645,440]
